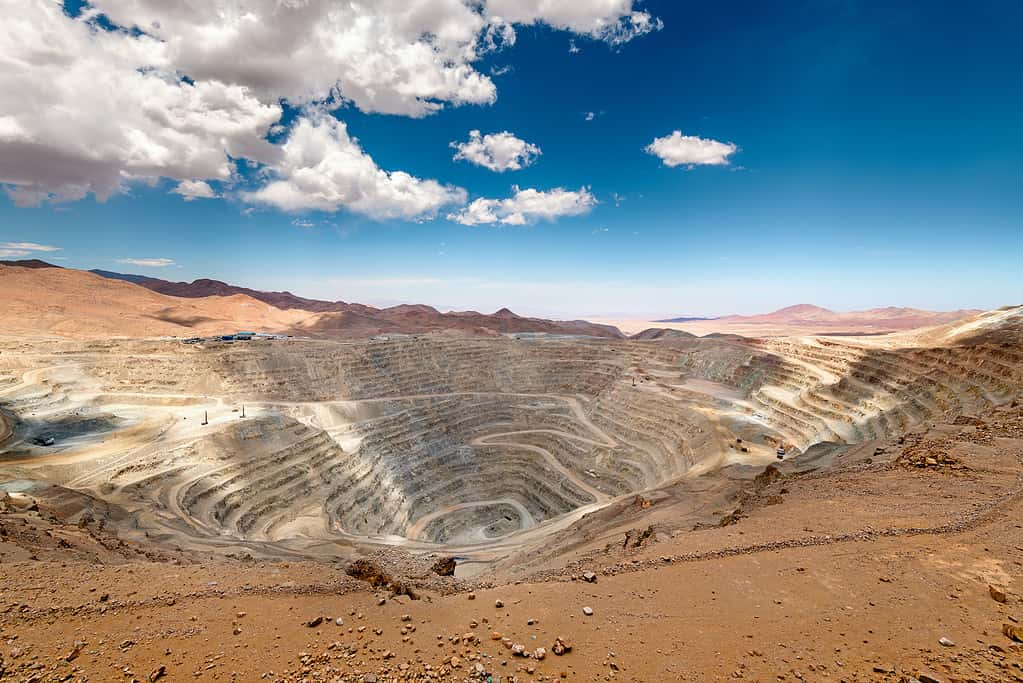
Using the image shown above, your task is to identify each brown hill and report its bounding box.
[1,265,622,340]
[0,258,61,269]
[88,268,621,338]
[716,303,980,329]
[90,270,378,315]
[0,264,313,339]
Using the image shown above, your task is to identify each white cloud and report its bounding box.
[292,219,316,229]
[1,1,659,212]
[0,2,280,207]
[451,130,542,172]
[0,241,61,259]
[569,40,581,54]
[0,242,61,252]
[448,186,596,226]
[243,112,466,220]
[88,0,499,118]
[645,131,738,167]
[485,1,662,45]
[171,180,217,201]
[117,257,176,268]
[584,112,596,121]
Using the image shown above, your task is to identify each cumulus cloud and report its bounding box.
[0,241,62,259]
[1,1,658,214]
[485,1,662,45]
[172,180,217,201]
[0,2,280,206]
[448,186,596,226]
[243,112,466,220]
[645,131,738,168]
[117,257,175,267]
[88,0,499,118]
[451,131,542,172]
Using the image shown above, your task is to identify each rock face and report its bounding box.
[431,557,457,576]
[1004,623,1023,643]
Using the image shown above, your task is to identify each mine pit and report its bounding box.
[1,329,1021,569]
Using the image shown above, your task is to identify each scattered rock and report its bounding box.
[148,665,167,682]
[534,647,547,660]
[552,637,572,656]
[989,585,1008,603]
[431,556,457,576]
[582,606,594,616]
[495,599,504,608]
[305,616,323,628]
[582,571,598,583]
[65,641,85,662]
[938,636,955,647]
[468,592,476,600]
[1003,623,1023,643]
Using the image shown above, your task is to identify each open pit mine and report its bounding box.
[2,305,1021,577]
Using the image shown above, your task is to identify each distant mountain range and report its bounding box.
[0,260,983,340]
[0,260,622,339]
[647,303,982,336]
[713,304,981,328]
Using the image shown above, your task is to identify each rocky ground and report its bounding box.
[2,405,1021,682]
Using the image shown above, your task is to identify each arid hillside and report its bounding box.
[0,263,622,340]
[0,263,312,339]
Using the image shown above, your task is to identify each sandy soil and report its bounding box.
[1,405,1021,682]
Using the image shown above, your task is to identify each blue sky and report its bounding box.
[2,1,1021,317]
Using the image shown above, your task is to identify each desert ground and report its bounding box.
[1,266,1022,682]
